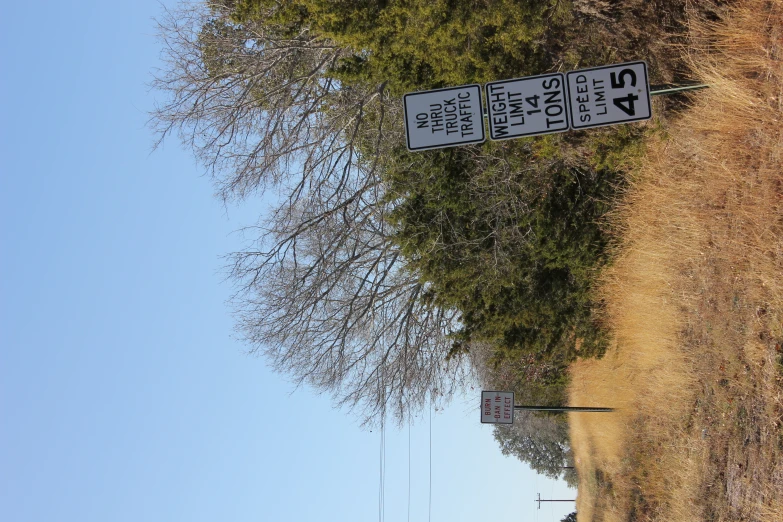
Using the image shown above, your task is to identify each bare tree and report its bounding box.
[150,1,469,425]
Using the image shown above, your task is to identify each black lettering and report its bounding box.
[430,102,443,133]
[613,93,639,116]
[509,94,524,126]
[542,77,561,90]
[546,117,565,128]
[544,90,561,105]
[610,69,636,89]
[545,104,563,117]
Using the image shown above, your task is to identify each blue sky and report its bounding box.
[0,2,574,521]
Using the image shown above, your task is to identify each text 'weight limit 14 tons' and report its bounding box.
[485,73,569,140]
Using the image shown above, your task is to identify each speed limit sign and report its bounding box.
[566,61,651,130]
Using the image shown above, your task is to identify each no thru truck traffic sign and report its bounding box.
[403,85,485,151]
[566,61,652,130]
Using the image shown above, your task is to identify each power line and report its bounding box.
[428,396,432,522]
[407,414,411,522]
[378,372,386,522]
[378,416,383,522]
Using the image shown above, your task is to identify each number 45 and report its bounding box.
[611,69,639,116]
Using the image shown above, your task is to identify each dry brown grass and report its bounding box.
[568,1,783,520]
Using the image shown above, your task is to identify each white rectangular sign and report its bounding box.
[566,61,651,130]
[485,73,569,140]
[480,391,515,424]
[403,85,485,151]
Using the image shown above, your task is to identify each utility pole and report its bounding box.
[536,493,576,509]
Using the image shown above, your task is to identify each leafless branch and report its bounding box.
[150,1,469,426]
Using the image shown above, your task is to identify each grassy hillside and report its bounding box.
[568,1,783,520]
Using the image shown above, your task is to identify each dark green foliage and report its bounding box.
[385,140,618,365]
[231,0,573,94]
[561,512,577,522]
[488,351,572,407]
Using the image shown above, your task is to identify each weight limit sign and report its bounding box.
[485,73,569,140]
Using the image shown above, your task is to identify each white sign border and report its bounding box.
[566,60,652,131]
[480,390,515,425]
[403,84,486,152]
[485,72,570,141]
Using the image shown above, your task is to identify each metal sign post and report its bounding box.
[480,390,614,424]
[514,405,614,413]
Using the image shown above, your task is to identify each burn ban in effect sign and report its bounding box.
[480,391,514,424]
[566,61,652,130]
[403,84,485,151]
[485,73,569,140]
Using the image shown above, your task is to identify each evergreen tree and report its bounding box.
[493,411,576,485]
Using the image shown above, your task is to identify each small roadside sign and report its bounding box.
[403,85,485,151]
[485,73,569,140]
[566,61,651,130]
[480,390,515,424]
